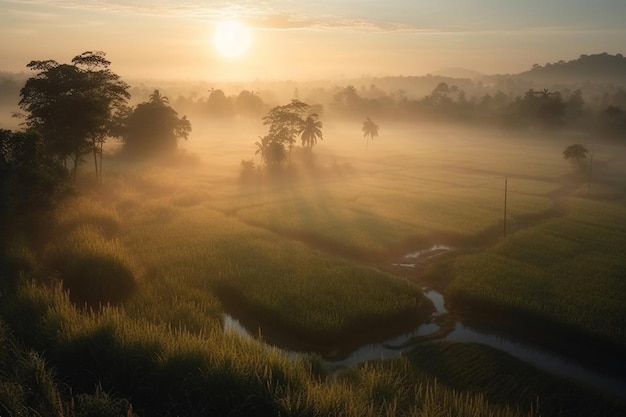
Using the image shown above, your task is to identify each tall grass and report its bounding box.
[121,206,429,344]
[405,341,626,417]
[450,197,626,347]
[0,317,134,417]
[45,225,137,308]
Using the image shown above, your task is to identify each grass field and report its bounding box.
[449,195,626,347]
[2,122,625,415]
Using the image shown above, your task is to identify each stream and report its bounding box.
[223,289,626,400]
[223,245,626,400]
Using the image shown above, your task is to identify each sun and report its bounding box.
[213,21,251,58]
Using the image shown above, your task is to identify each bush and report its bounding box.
[240,158,257,182]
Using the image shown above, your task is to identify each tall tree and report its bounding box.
[299,114,323,148]
[19,51,130,181]
[121,90,191,156]
[361,117,379,148]
[262,99,309,161]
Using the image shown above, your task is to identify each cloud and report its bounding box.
[7,0,624,36]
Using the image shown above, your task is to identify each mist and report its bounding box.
[2,17,626,417]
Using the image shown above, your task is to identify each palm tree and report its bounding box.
[299,114,323,148]
[149,89,169,105]
[361,117,379,148]
[254,136,266,161]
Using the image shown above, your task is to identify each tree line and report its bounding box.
[167,79,626,140]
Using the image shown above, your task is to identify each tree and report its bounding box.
[236,90,265,119]
[262,99,309,161]
[19,51,130,181]
[333,85,364,116]
[207,88,233,118]
[361,117,379,147]
[516,88,566,127]
[299,114,323,148]
[252,134,287,168]
[149,89,169,105]
[562,144,589,165]
[0,129,69,244]
[121,90,191,156]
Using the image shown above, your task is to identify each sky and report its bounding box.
[1,0,625,82]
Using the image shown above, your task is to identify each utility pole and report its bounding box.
[503,177,508,238]
[587,154,593,194]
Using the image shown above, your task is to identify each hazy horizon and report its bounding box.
[2,0,625,82]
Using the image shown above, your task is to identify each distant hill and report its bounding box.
[432,67,485,80]
[516,52,626,85]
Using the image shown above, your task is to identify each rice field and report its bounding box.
[449,196,626,347]
[3,122,625,415]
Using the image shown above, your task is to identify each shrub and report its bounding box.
[240,158,257,182]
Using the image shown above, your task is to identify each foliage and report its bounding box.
[0,129,70,246]
[361,117,379,146]
[19,51,130,180]
[562,143,589,165]
[206,88,233,117]
[148,52,626,139]
[256,134,288,168]
[299,113,323,147]
[235,89,265,118]
[514,88,566,126]
[239,158,257,181]
[120,90,191,156]
[255,99,324,168]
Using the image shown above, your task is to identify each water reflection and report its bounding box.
[404,244,453,259]
[446,322,626,399]
[223,313,251,336]
[425,289,447,315]
[329,322,439,368]
[392,245,453,269]
[222,289,626,399]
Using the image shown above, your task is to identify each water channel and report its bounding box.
[223,245,626,400]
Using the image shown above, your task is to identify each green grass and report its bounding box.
[449,196,626,347]
[121,206,429,343]
[2,124,625,416]
[1,285,534,417]
[45,225,137,307]
[405,341,626,417]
